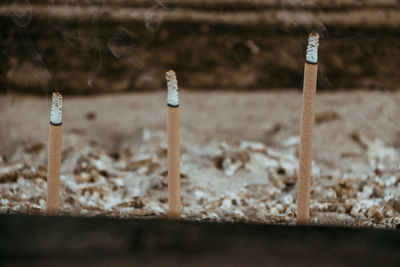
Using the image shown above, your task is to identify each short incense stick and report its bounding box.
[297,31,319,224]
[166,70,181,219]
[46,92,63,215]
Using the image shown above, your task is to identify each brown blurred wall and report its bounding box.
[1,0,400,94]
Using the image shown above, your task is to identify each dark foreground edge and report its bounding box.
[0,214,400,266]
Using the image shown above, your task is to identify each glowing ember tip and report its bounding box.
[306,30,319,64]
[166,70,179,107]
[50,92,63,125]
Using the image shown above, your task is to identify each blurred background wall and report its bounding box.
[1,0,400,94]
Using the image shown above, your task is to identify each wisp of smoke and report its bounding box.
[9,0,32,28]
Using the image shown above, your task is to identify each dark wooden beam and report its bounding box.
[1,214,400,266]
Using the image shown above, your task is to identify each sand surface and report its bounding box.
[1,91,400,228]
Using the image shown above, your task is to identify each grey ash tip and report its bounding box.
[50,92,63,125]
[166,70,179,107]
[306,30,320,64]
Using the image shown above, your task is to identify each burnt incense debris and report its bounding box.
[2,126,400,228]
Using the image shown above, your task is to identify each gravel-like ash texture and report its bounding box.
[1,91,400,229]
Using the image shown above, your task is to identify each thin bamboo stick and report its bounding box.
[46,92,63,215]
[297,31,319,224]
[166,70,181,219]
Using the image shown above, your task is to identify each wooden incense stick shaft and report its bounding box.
[46,124,62,215]
[168,106,181,219]
[297,62,318,224]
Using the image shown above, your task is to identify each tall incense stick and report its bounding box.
[166,70,181,219]
[297,31,319,224]
[46,92,63,215]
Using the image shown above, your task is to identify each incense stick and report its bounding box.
[46,92,63,215]
[166,70,181,219]
[297,31,319,224]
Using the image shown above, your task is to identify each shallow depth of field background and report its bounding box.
[1,0,399,96]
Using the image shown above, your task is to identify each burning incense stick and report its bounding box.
[166,70,181,219]
[46,92,63,215]
[297,31,319,224]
